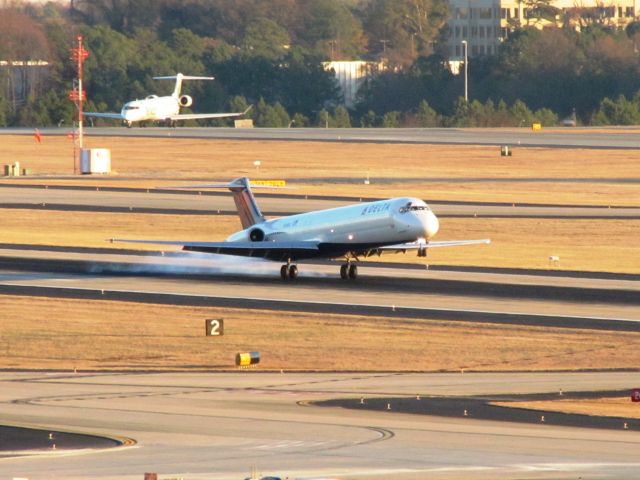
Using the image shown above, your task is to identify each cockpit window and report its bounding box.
[400,203,430,213]
[124,105,140,110]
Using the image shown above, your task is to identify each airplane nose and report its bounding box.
[424,211,439,238]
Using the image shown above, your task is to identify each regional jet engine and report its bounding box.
[178,95,193,107]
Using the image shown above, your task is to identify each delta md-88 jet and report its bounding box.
[115,177,490,280]
[85,73,248,127]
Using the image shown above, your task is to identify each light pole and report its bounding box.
[461,40,468,102]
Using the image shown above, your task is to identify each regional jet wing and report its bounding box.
[169,105,251,121]
[110,239,319,261]
[378,238,491,252]
[168,112,245,120]
[84,112,125,120]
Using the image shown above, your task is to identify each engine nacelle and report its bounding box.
[249,228,265,242]
[178,95,193,107]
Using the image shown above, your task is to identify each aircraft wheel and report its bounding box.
[348,264,358,279]
[340,264,348,280]
[280,265,289,280]
[288,265,298,279]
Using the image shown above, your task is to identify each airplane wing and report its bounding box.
[110,239,320,261]
[169,106,252,121]
[168,112,245,120]
[84,112,125,120]
[378,238,491,252]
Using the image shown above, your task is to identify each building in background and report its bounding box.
[323,61,385,108]
[447,0,640,68]
[0,60,50,108]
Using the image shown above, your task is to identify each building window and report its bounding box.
[455,26,461,37]
[456,45,461,56]
[479,7,492,18]
[626,6,634,16]
[472,45,479,55]
[457,7,469,18]
[479,26,485,38]
[463,26,468,37]
[471,26,478,37]
[501,8,510,19]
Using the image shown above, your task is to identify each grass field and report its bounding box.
[3,135,639,205]
[493,397,640,420]
[2,296,639,372]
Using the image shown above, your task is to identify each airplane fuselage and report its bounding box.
[120,95,181,124]
[226,197,439,259]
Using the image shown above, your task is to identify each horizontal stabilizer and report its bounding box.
[153,75,214,81]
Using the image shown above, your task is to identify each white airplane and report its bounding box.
[114,177,490,280]
[85,73,248,127]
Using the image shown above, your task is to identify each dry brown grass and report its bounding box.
[2,296,639,372]
[493,397,640,419]
[2,135,639,205]
[0,209,638,273]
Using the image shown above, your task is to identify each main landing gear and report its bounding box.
[278,261,358,281]
[340,263,358,280]
[280,264,298,280]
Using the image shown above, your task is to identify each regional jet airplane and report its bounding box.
[85,73,247,127]
[114,177,490,280]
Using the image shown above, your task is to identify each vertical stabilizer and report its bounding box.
[227,177,265,229]
[172,73,184,98]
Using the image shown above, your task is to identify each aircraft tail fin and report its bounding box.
[161,177,267,229]
[153,73,215,98]
[226,177,266,229]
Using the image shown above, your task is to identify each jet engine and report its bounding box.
[249,228,265,242]
[178,95,193,107]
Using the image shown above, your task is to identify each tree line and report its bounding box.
[1,0,639,127]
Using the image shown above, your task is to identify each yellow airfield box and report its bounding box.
[236,351,261,366]
[250,180,287,187]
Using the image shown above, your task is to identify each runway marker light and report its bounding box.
[360,397,365,404]
[387,403,391,410]
[559,389,563,396]
[624,422,629,429]
[463,409,468,416]
[49,433,54,440]
[540,415,545,422]
[52,444,56,450]
[391,305,395,311]
[416,394,420,400]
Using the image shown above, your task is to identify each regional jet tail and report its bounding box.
[85,73,248,127]
[113,177,490,280]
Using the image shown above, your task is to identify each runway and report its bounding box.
[1,371,640,480]
[3,126,640,149]
[0,247,638,331]
[0,184,638,218]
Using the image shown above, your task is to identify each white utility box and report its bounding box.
[80,148,111,174]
